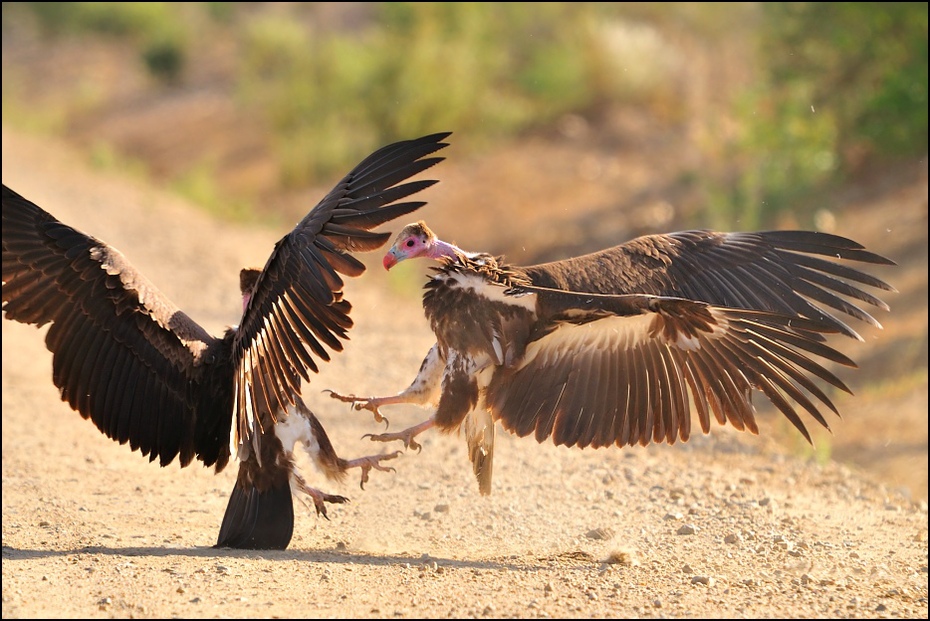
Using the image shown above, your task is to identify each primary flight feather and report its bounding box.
[2,132,450,549]
[329,219,895,495]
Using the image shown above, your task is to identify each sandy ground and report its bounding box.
[2,128,928,619]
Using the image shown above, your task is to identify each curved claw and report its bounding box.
[323,389,390,427]
[362,433,423,453]
[311,493,349,520]
[356,451,402,490]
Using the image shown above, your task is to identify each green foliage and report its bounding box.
[6,2,927,226]
[204,2,235,24]
[235,2,680,186]
[171,159,254,223]
[705,2,928,228]
[142,31,186,84]
[23,2,189,84]
[26,2,176,38]
[763,2,928,159]
[1,76,68,134]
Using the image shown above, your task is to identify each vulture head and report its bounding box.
[382,221,459,269]
[330,214,896,497]
[239,267,262,313]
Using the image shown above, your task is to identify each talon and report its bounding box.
[314,493,349,518]
[300,483,350,520]
[344,451,403,490]
[325,389,389,426]
[363,432,422,452]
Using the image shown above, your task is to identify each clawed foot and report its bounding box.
[295,482,350,520]
[362,429,423,453]
[362,419,435,453]
[324,389,390,427]
[344,451,402,489]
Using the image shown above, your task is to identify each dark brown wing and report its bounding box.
[231,132,450,451]
[1,184,229,469]
[485,285,857,449]
[522,230,896,340]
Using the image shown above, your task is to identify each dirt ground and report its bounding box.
[2,127,928,619]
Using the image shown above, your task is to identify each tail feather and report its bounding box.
[215,468,294,550]
[466,408,496,496]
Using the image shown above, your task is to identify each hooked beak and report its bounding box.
[383,250,399,270]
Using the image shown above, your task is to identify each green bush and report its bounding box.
[235,3,683,187]
[7,2,926,226]
[27,2,176,38]
[706,2,929,228]
[763,2,927,160]
[142,32,186,84]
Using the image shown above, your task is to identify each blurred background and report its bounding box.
[2,2,927,500]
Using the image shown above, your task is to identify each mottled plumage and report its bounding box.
[1,132,450,549]
[330,220,895,495]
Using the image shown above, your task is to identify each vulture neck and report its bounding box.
[431,238,484,264]
[430,238,464,259]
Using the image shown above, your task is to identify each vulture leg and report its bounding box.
[326,343,444,427]
[340,450,403,489]
[326,391,407,426]
[363,417,437,453]
[273,391,418,518]
[291,471,350,519]
[289,448,402,518]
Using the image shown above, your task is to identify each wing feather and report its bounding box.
[622,337,645,447]
[488,286,855,450]
[231,133,449,451]
[3,184,233,470]
[523,229,895,343]
[645,344,669,444]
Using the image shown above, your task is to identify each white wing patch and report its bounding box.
[516,310,726,370]
[518,314,654,369]
[673,332,703,351]
[273,405,319,456]
[705,308,731,340]
[271,404,325,499]
[446,271,537,312]
[491,327,504,363]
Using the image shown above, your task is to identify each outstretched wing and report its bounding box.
[486,286,858,450]
[232,132,451,453]
[1,184,228,469]
[523,229,896,340]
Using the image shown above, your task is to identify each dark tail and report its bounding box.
[214,463,294,550]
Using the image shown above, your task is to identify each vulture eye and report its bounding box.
[406,239,415,247]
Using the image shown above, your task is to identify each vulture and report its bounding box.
[0,131,450,550]
[328,220,895,495]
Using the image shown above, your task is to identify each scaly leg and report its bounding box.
[291,471,350,520]
[341,450,403,489]
[325,344,444,427]
[363,417,436,453]
[325,391,409,426]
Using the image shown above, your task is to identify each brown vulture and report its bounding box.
[328,220,895,495]
[0,132,450,550]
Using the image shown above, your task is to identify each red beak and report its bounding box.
[383,252,397,270]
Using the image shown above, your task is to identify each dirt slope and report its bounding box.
[2,127,928,619]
